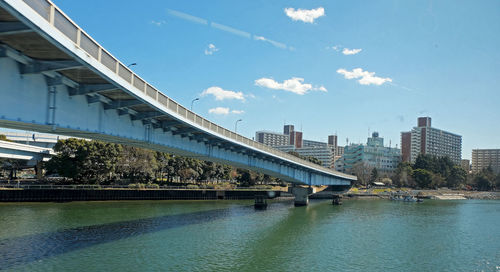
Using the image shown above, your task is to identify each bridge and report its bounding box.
[0,0,356,205]
[0,140,53,162]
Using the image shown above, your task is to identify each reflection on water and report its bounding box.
[0,204,261,269]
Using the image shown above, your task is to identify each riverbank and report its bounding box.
[344,188,500,200]
[0,187,292,202]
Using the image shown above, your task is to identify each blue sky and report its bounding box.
[52,0,500,160]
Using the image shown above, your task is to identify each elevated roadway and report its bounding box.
[0,0,356,204]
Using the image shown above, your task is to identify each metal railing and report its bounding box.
[16,0,355,180]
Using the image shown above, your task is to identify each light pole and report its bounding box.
[190,97,200,111]
[127,63,137,68]
[235,119,242,133]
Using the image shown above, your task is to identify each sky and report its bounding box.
[50,0,500,160]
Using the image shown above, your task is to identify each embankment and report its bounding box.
[0,188,290,202]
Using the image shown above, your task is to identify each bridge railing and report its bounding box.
[16,0,353,180]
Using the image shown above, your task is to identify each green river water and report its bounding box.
[0,199,498,271]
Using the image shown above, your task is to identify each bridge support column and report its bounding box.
[290,186,313,206]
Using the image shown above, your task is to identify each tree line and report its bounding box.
[44,138,284,187]
[392,154,499,190]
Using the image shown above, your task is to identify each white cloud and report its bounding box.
[202,86,245,101]
[204,44,219,55]
[284,7,325,23]
[150,20,166,26]
[208,107,230,115]
[337,68,392,86]
[342,48,362,55]
[208,107,244,115]
[255,77,327,95]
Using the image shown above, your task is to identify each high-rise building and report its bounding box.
[289,131,303,148]
[255,131,289,147]
[471,149,500,174]
[283,125,294,136]
[336,132,401,174]
[328,135,338,150]
[274,145,335,168]
[255,125,342,168]
[401,131,412,162]
[401,117,462,164]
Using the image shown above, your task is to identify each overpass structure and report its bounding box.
[0,0,356,205]
[0,130,73,148]
[0,140,53,162]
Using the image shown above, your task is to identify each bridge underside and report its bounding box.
[0,1,355,187]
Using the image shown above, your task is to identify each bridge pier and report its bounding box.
[290,186,314,206]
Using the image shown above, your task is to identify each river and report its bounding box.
[0,199,499,271]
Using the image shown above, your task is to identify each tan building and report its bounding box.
[471,149,500,174]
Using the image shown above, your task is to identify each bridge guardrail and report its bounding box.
[13,0,354,180]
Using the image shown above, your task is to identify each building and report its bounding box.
[303,139,328,148]
[336,146,344,157]
[275,145,335,169]
[255,125,342,168]
[471,149,500,174]
[336,132,401,174]
[401,117,462,164]
[255,131,289,147]
[256,124,303,148]
[328,135,338,149]
[401,131,412,162]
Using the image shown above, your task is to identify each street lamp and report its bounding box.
[235,119,242,133]
[190,97,200,111]
[127,63,137,68]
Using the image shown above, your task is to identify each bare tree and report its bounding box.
[351,162,373,187]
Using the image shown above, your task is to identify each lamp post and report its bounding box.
[235,119,242,133]
[190,97,200,111]
[127,63,137,68]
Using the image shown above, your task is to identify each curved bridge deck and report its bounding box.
[0,0,356,186]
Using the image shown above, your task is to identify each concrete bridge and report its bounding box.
[0,140,53,162]
[0,0,356,205]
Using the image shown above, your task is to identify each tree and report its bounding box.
[304,156,322,166]
[412,169,433,189]
[392,162,414,187]
[118,145,158,183]
[431,173,446,188]
[369,168,379,183]
[473,166,496,191]
[474,174,493,191]
[413,154,434,172]
[46,139,122,184]
[447,166,467,188]
[200,161,216,182]
[351,162,373,187]
[236,168,254,187]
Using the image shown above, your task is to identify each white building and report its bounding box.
[274,145,335,169]
[255,131,289,147]
[406,117,462,164]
